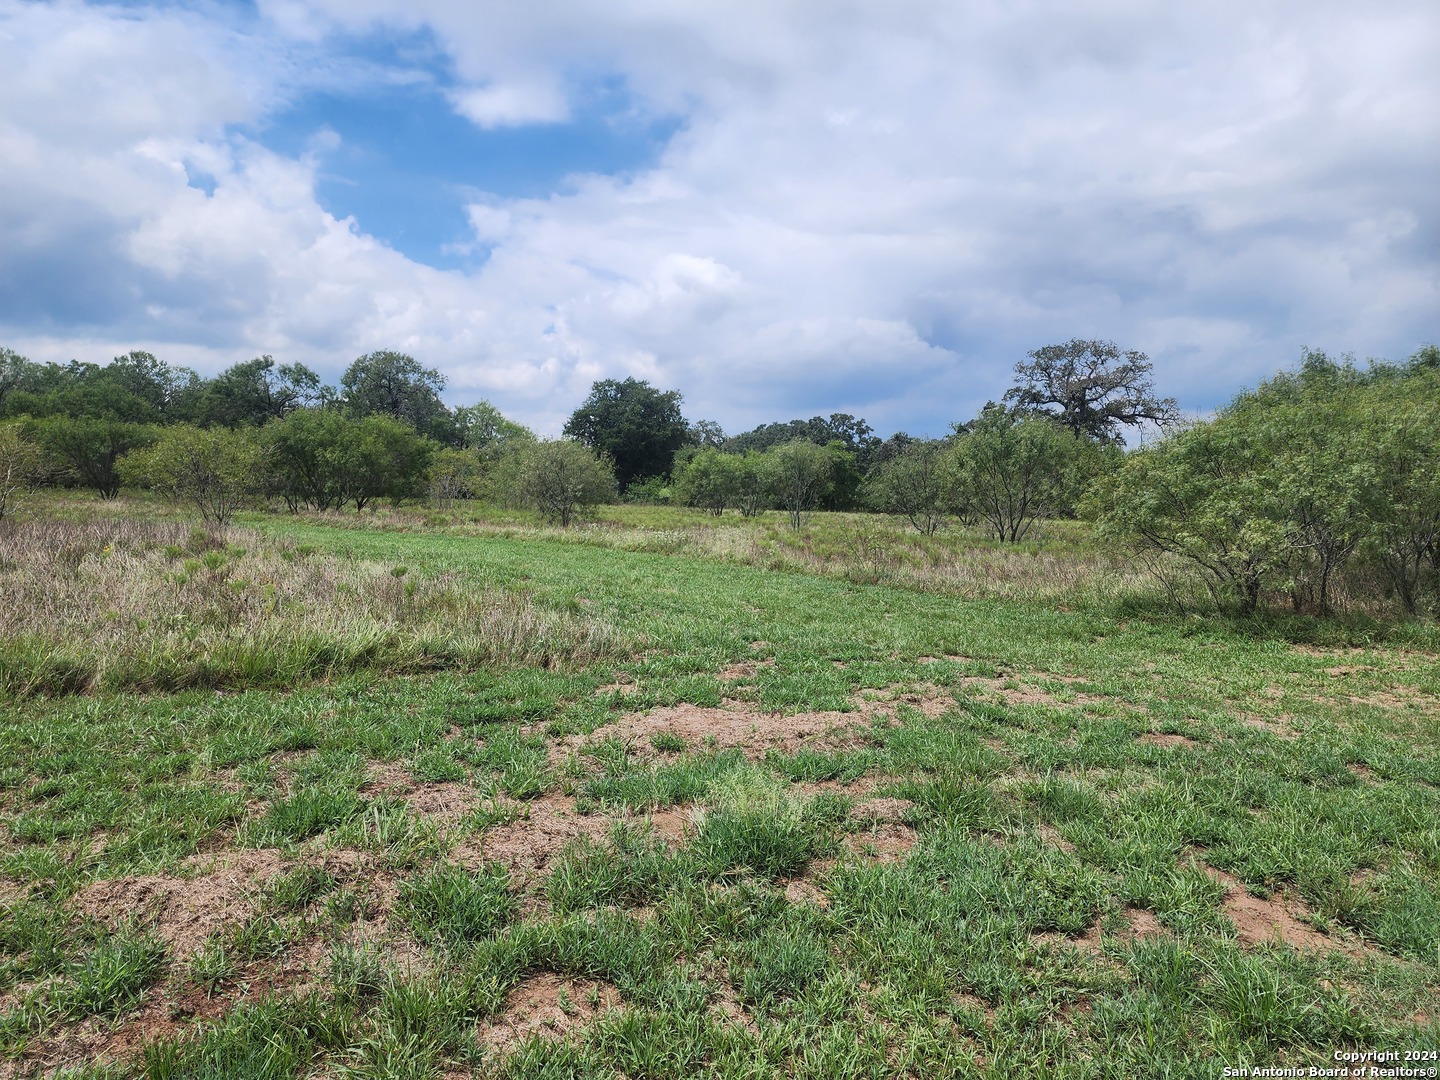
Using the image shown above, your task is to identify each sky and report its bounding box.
[1,0,1436,438]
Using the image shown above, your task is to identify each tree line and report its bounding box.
[1,340,1436,617]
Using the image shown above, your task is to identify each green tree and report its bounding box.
[264,408,347,511]
[118,425,268,525]
[673,447,740,515]
[341,351,455,443]
[863,440,953,535]
[429,447,483,509]
[563,378,688,491]
[765,440,836,530]
[516,439,615,526]
[0,422,40,521]
[1094,420,1290,614]
[453,401,535,457]
[950,408,1087,543]
[1005,339,1178,443]
[195,356,325,428]
[264,409,434,512]
[103,350,202,422]
[1360,387,1440,615]
[34,417,157,498]
[0,348,33,412]
[334,415,436,511]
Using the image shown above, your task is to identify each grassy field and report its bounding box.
[1,499,1437,1078]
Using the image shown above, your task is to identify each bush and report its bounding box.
[119,424,268,525]
[0,422,40,521]
[950,407,1096,543]
[515,439,615,526]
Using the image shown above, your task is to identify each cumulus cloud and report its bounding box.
[0,0,1434,436]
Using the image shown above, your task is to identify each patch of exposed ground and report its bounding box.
[1036,907,1168,951]
[1136,733,1196,748]
[553,702,894,768]
[783,877,829,907]
[360,763,481,824]
[643,806,694,845]
[716,659,775,681]
[452,795,610,882]
[709,981,761,1037]
[1236,713,1300,739]
[70,850,287,961]
[951,676,1108,710]
[1037,824,1077,854]
[1205,867,1366,958]
[842,822,918,863]
[1113,907,1167,942]
[789,776,884,799]
[476,973,622,1052]
[851,797,914,825]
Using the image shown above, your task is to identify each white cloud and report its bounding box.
[0,0,1435,437]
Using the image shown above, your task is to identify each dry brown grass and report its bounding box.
[0,518,620,696]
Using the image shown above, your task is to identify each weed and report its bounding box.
[395,862,516,947]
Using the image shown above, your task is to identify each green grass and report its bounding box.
[1,499,1437,1075]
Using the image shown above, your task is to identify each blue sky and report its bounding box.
[249,28,682,269]
[0,0,1435,437]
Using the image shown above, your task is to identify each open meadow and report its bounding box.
[1,498,1437,1078]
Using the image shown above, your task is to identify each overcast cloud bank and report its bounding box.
[1,0,1435,435]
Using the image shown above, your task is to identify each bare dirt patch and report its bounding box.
[404,782,481,823]
[1236,714,1300,739]
[642,806,694,845]
[1205,867,1365,958]
[851,684,952,718]
[559,702,885,765]
[717,659,774,681]
[952,676,1107,710]
[710,981,761,1037]
[851,797,914,825]
[1136,733,1196,748]
[476,973,622,1052]
[1114,907,1168,942]
[843,822,918,862]
[1037,824,1077,854]
[362,760,414,794]
[789,776,883,799]
[783,877,829,907]
[70,849,286,961]
[452,795,610,882]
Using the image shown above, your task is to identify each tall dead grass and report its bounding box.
[0,519,619,696]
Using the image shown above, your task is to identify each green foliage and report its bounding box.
[1097,350,1440,615]
[950,407,1095,542]
[264,409,435,512]
[563,377,688,491]
[671,447,739,515]
[32,416,157,498]
[0,422,40,521]
[341,351,456,444]
[191,356,324,428]
[862,439,953,535]
[118,424,268,525]
[515,439,616,526]
[1005,339,1179,442]
[453,400,535,456]
[428,446,483,508]
[765,439,838,530]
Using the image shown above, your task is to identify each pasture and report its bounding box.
[1,500,1436,1078]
